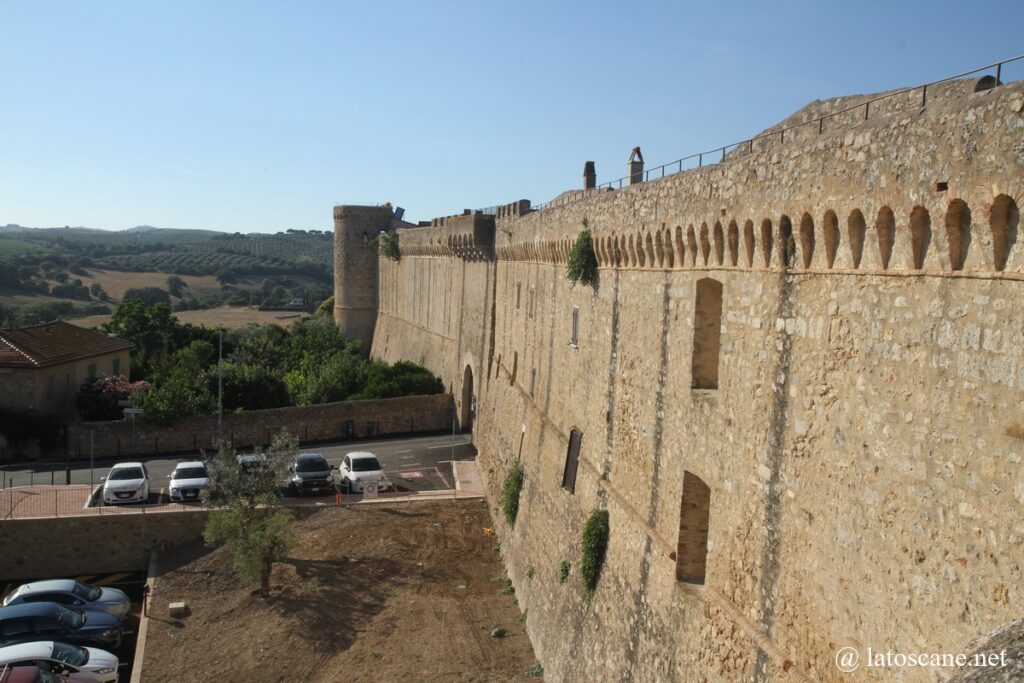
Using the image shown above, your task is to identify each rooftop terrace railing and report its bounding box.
[503,54,1022,213]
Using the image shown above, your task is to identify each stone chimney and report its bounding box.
[583,161,596,190]
[628,147,644,185]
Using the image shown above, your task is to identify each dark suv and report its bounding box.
[287,452,335,496]
[0,603,122,649]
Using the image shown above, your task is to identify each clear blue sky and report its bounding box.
[2,1,1022,232]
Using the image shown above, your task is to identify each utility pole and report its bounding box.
[217,325,223,442]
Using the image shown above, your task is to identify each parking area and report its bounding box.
[0,570,146,682]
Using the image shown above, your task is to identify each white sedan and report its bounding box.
[101,462,150,504]
[0,640,120,682]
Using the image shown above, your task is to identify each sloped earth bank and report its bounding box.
[143,501,538,682]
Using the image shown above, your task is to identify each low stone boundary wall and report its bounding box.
[68,393,454,459]
[0,509,209,580]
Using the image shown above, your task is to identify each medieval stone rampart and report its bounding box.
[340,78,1024,682]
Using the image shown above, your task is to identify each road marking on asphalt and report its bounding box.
[394,449,411,454]
[434,467,452,489]
[427,443,470,449]
[95,572,132,586]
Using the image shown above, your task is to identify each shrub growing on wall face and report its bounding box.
[580,509,609,595]
[567,228,598,287]
[501,463,525,526]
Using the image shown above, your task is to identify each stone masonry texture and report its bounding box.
[339,80,1024,682]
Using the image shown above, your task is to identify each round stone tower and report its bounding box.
[333,204,392,355]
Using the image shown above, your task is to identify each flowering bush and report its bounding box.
[76,375,151,421]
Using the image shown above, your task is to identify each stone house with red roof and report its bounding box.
[0,321,134,416]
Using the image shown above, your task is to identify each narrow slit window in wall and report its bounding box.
[691,279,723,390]
[571,306,579,347]
[562,429,582,493]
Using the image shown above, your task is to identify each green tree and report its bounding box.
[203,431,297,596]
[296,352,367,404]
[220,363,289,411]
[350,360,444,400]
[123,286,171,307]
[166,275,187,298]
[215,268,237,285]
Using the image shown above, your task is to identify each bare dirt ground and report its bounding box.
[143,501,539,683]
[72,305,305,329]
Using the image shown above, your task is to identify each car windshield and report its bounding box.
[296,458,328,473]
[108,467,144,481]
[173,467,208,480]
[71,582,102,602]
[55,605,86,629]
[351,457,382,472]
[52,641,89,666]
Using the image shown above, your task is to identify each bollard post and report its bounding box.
[54,490,57,517]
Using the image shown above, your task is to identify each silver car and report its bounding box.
[167,461,209,502]
[2,580,131,620]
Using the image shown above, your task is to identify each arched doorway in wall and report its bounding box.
[461,365,474,433]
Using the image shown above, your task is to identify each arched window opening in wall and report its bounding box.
[876,206,895,269]
[687,226,698,266]
[676,471,711,585]
[674,226,686,266]
[727,221,739,266]
[848,209,866,269]
[511,352,518,386]
[516,282,521,309]
[562,429,583,494]
[799,213,814,268]
[699,223,711,265]
[743,220,755,267]
[713,221,725,265]
[461,365,474,433]
[779,215,794,268]
[945,199,971,271]
[909,206,931,270]
[823,210,839,268]
[691,278,723,390]
[760,219,773,267]
[990,195,1019,271]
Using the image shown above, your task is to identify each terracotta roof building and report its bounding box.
[0,321,134,415]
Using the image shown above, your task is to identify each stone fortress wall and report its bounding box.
[336,77,1024,682]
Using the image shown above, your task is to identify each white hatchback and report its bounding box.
[338,452,388,493]
[101,462,150,505]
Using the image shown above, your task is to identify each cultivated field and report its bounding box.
[143,501,538,683]
[71,305,306,330]
[74,269,229,301]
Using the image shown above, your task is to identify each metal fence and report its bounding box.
[516,54,1024,213]
[0,482,477,520]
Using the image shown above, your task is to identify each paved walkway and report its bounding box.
[454,459,484,496]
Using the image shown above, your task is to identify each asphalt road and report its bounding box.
[1,432,476,497]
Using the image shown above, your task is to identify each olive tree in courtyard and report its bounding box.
[202,430,298,597]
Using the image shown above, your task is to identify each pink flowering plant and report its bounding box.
[76,375,151,421]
